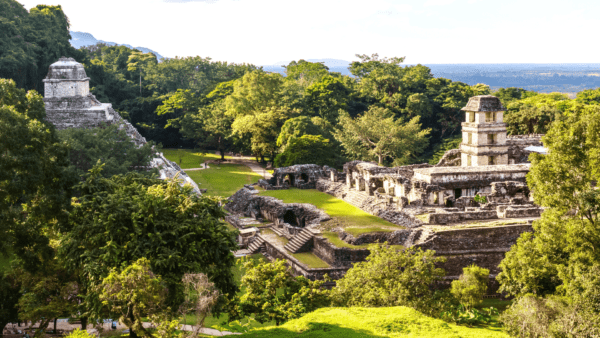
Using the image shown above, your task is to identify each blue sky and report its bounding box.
[17,0,598,65]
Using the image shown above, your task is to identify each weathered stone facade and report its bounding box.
[42,57,201,195]
[225,94,544,293]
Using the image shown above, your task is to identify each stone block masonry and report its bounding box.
[42,57,201,195]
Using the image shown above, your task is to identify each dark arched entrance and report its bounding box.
[283,210,298,226]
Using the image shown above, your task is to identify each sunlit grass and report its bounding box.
[185,163,262,198]
[291,252,329,268]
[161,148,231,169]
[238,306,509,337]
[258,189,401,229]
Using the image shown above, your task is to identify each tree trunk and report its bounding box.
[378,154,383,165]
[81,317,87,331]
[129,311,138,338]
[53,318,57,333]
[260,154,265,164]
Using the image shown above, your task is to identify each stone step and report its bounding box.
[270,226,284,237]
[284,228,315,253]
[247,237,265,254]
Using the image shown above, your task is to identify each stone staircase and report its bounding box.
[284,228,315,253]
[270,226,285,237]
[247,236,265,254]
[343,190,372,209]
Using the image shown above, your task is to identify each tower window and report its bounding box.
[467,133,472,144]
[485,112,494,122]
[470,112,476,122]
[489,156,495,165]
[487,133,495,144]
[467,155,472,166]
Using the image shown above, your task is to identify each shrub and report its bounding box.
[451,264,489,310]
[65,329,96,338]
[330,244,446,315]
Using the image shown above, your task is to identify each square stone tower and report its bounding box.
[460,95,509,166]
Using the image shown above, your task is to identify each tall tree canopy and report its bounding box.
[334,106,430,165]
[59,166,239,320]
[0,0,78,91]
[497,105,600,304]
[0,78,75,261]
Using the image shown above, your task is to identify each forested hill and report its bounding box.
[263,61,600,94]
[69,31,166,62]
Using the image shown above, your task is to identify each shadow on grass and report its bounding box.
[239,322,386,337]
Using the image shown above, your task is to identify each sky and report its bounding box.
[16,0,600,65]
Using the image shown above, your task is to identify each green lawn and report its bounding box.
[185,163,262,198]
[258,189,401,229]
[291,252,330,268]
[161,149,232,169]
[238,306,509,337]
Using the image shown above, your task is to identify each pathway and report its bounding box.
[183,151,272,179]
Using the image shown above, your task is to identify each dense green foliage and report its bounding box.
[451,265,489,310]
[0,78,76,266]
[331,244,446,315]
[0,0,82,92]
[496,104,600,336]
[229,259,330,326]
[274,135,342,168]
[334,106,430,165]
[57,123,157,179]
[100,258,167,337]
[59,165,239,322]
[500,295,600,338]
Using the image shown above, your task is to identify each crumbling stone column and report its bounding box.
[331,170,337,182]
[346,173,352,188]
[438,191,445,206]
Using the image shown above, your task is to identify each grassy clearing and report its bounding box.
[161,149,232,169]
[291,252,330,268]
[185,163,262,198]
[239,306,509,337]
[258,188,401,229]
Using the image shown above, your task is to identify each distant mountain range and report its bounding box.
[69,31,167,62]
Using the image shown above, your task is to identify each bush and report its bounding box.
[451,264,489,310]
[65,329,96,338]
[330,244,446,316]
[500,294,600,338]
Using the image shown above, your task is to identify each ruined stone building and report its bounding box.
[226,95,545,292]
[42,57,200,194]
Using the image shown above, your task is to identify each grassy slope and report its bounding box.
[161,149,263,198]
[258,189,399,229]
[160,149,232,169]
[186,164,262,198]
[240,307,509,338]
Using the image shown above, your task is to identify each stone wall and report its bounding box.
[506,134,543,163]
[312,236,371,268]
[226,186,330,227]
[425,210,498,224]
[263,240,348,281]
[416,224,532,253]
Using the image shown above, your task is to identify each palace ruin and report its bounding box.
[226,95,546,291]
